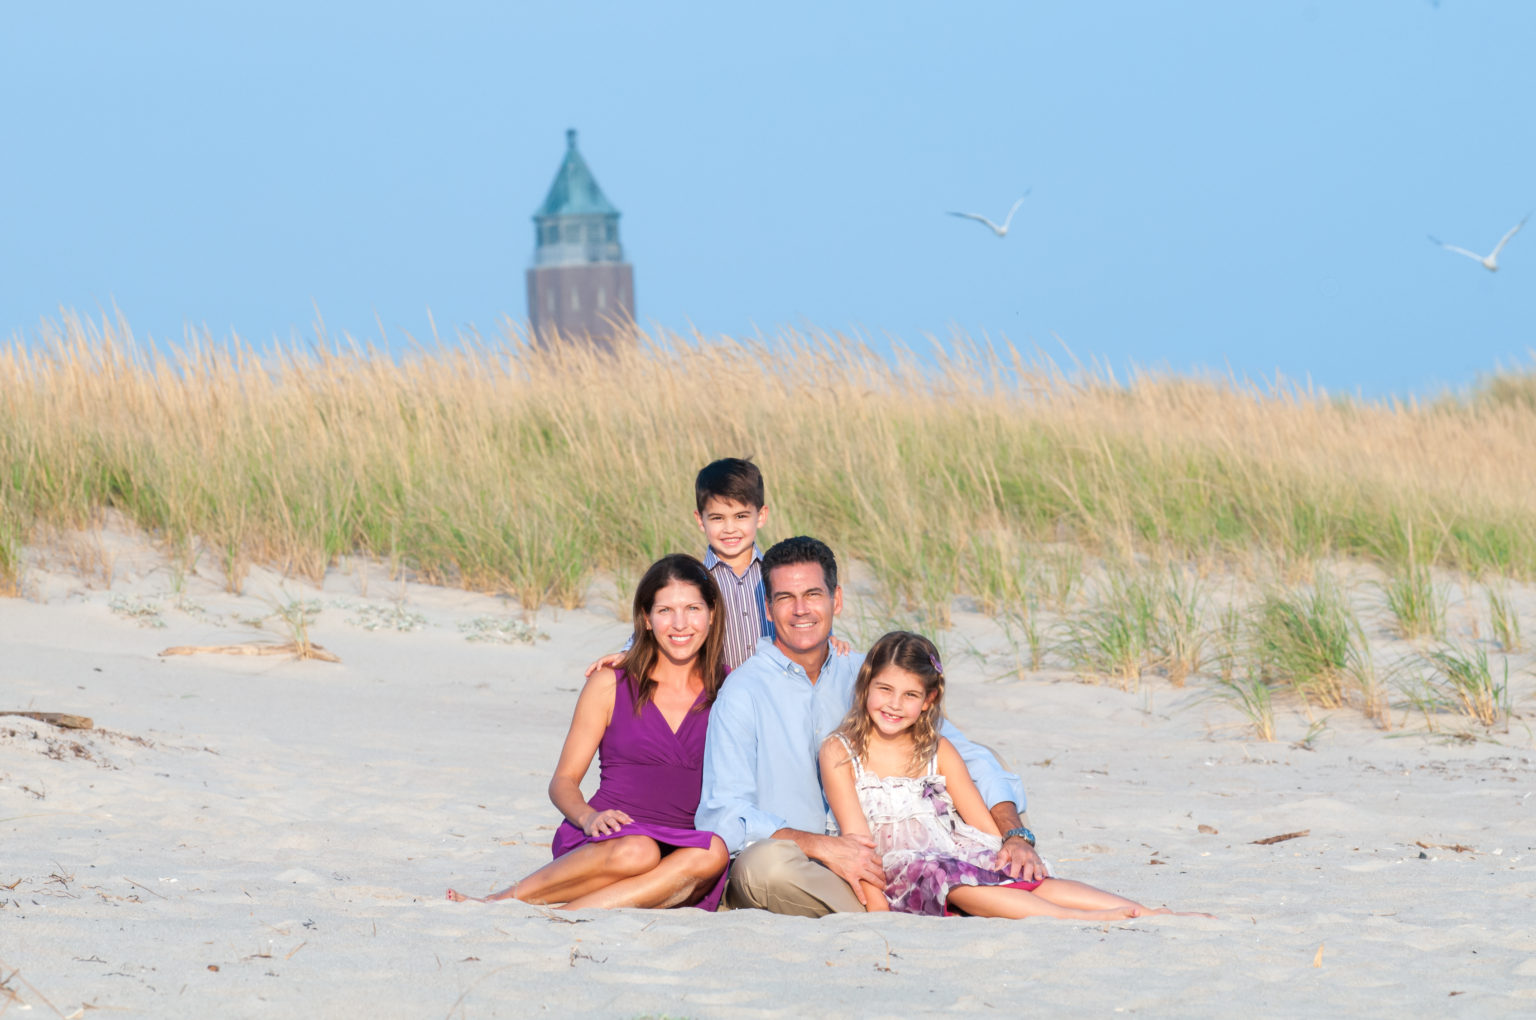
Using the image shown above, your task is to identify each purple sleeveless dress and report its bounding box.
[548,669,727,910]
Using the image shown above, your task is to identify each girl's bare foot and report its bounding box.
[445,888,484,902]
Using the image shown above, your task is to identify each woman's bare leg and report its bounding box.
[447,836,661,904]
[562,837,730,910]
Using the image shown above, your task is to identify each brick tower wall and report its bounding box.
[526,263,635,347]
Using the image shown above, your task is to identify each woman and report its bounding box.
[447,553,730,909]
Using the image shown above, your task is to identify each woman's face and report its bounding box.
[645,581,712,664]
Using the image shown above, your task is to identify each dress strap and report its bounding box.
[831,732,865,780]
[925,752,939,777]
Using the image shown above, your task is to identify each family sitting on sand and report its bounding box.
[447,459,1200,919]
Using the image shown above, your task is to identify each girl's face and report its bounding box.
[865,665,936,739]
[645,581,712,664]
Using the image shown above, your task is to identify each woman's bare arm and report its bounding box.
[548,668,626,834]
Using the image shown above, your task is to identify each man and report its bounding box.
[696,536,1044,916]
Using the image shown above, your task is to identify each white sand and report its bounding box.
[3,527,1534,1017]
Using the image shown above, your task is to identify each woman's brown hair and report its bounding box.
[618,553,727,712]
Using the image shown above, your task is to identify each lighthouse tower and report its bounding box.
[526,129,635,347]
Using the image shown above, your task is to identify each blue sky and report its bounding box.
[3,1,1532,396]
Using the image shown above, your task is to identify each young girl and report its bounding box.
[820,631,1200,920]
[447,553,730,910]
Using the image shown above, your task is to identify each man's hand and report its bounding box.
[997,836,1047,882]
[582,653,625,679]
[807,833,885,905]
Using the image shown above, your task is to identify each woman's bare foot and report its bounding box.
[445,888,484,902]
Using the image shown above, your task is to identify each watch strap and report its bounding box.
[1004,826,1036,846]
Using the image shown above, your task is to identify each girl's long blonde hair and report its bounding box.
[835,630,945,774]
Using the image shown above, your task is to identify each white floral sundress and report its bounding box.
[829,733,1043,916]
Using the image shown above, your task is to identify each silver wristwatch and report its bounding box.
[1003,826,1036,846]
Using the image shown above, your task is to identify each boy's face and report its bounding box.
[695,497,768,564]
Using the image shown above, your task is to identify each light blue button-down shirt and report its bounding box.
[696,637,1028,855]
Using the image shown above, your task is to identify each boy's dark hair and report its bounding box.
[762,536,838,597]
[695,458,765,512]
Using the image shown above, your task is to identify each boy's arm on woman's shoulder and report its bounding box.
[937,717,1027,811]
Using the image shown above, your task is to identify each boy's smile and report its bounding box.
[695,497,768,573]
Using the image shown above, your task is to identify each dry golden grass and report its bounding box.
[3,311,1535,618]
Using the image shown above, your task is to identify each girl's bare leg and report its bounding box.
[1029,878,1167,916]
[446,835,662,905]
[561,837,730,910]
[946,884,1143,920]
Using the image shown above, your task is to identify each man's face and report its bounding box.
[765,560,842,659]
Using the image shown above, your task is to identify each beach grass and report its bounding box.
[1212,670,1276,741]
[1486,583,1523,652]
[1251,576,1359,708]
[1150,566,1208,686]
[1423,643,1509,728]
[1060,569,1157,684]
[1380,562,1446,641]
[4,312,1536,624]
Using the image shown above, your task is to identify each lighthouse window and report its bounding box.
[597,287,606,310]
[562,222,579,242]
[606,222,616,242]
[570,288,580,311]
[587,222,603,243]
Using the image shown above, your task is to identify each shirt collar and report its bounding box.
[752,634,833,684]
[703,544,763,571]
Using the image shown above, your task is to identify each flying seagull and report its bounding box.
[948,191,1030,238]
[1428,214,1529,272]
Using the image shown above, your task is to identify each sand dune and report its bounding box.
[3,528,1533,1017]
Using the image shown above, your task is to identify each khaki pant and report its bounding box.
[722,839,865,917]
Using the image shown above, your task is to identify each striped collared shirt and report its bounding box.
[704,545,775,671]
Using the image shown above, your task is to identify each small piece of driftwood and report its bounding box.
[159,642,341,663]
[1250,829,1309,845]
[0,711,94,729]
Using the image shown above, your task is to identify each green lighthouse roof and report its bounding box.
[533,129,619,219]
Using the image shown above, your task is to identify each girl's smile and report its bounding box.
[865,665,935,739]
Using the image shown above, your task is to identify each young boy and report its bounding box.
[691,457,774,670]
[588,458,843,673]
